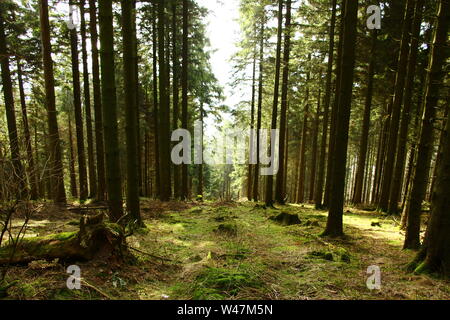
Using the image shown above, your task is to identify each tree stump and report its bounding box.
[0,214,127,264]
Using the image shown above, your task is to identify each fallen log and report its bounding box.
[0,214,128,265]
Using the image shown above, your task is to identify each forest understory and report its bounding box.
[2,200,449,300]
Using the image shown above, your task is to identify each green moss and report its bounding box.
[50,231,78,241]
[194,265,261,297]
[308,250,334,261]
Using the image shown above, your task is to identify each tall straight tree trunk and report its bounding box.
[80,0,96,199]
[247,52,257,200]
[378,0,415,212]
[352,30,377,204]
[253,15,265,202]
[151,7,161,198]
[296,66,310,204]
[88,0,106,202]
[134,1,143,198]
[322,0,358,237]
[404,0,448,250]
[323,0,346,208]
[0,10,27,199]
[309,89,321,201]
[373,98,392,203]
[181,0,189,200]
[172,1,181,199]
[198,103,204,197]
[409,0,450,276]
[17,59,38,200]
[315,0,336,209]
[400,65,427,228]
[264,0,283,207]
[39,0,66,203]
[98,0,123,221]
[69,0,88,202]
[429,102,449,201]
[388,0,424,214]
[121,0,141,223]
[158,0,172,201]
[275,0,292,204]
[68,111,78,198]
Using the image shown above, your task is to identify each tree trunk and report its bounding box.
[181,0,189,200]
[80,0,97,200]
[0,9,27,199]
[315,0,336,209]
[69,0,88,202]
[16,60,38,200]
[264,0,283,207]
[404,0,449,250]
[252,15,265,202]
[172,1,181,199]
[323,0,358,237]
[121,0,141,224]
[388,0,425,214]
[296,65,310,204]
[39,0,66,203]
[152,7,161,199]
[323,0,346,208]
[275,0,292,204]
[378,0,415,212]
[68,111,78,198]
[98,0,123,222]
[352,29,377,204]
[247,51,257,201]
[88,0,106,202]
[158,0,172,202]
[309,89,320,201]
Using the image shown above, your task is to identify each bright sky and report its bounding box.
[197,0,241,110]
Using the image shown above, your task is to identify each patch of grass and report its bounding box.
[193,265,262,298]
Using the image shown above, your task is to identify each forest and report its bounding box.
[0,0,449,301]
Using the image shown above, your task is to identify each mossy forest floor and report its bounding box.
[3,200,450,300]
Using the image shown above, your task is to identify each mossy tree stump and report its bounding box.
[0,214,127,264]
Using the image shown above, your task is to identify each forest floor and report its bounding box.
[3,200,450,300]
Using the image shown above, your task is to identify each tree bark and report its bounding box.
[388,0,425,214]
[315,0,336,209]
[98,0,123,222]
[378,0,415,212]
[323,0,358,237]
[121,0,141,223]
[264,0,283,207]
[323,0,346,208]
[404,0,449,250]
[152,6,161,199]
[275,0,292,204]
[181,0,189,200]
[0,10,27,199]
[352,29,377,205]
[17,59,38,200]
[172,1,181,199]
[80,0,97,199]
[88,0,106,202]
[69,0,88,202]
[309,89,321,201]
[39,0,66,203]
[252,14,265,202]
